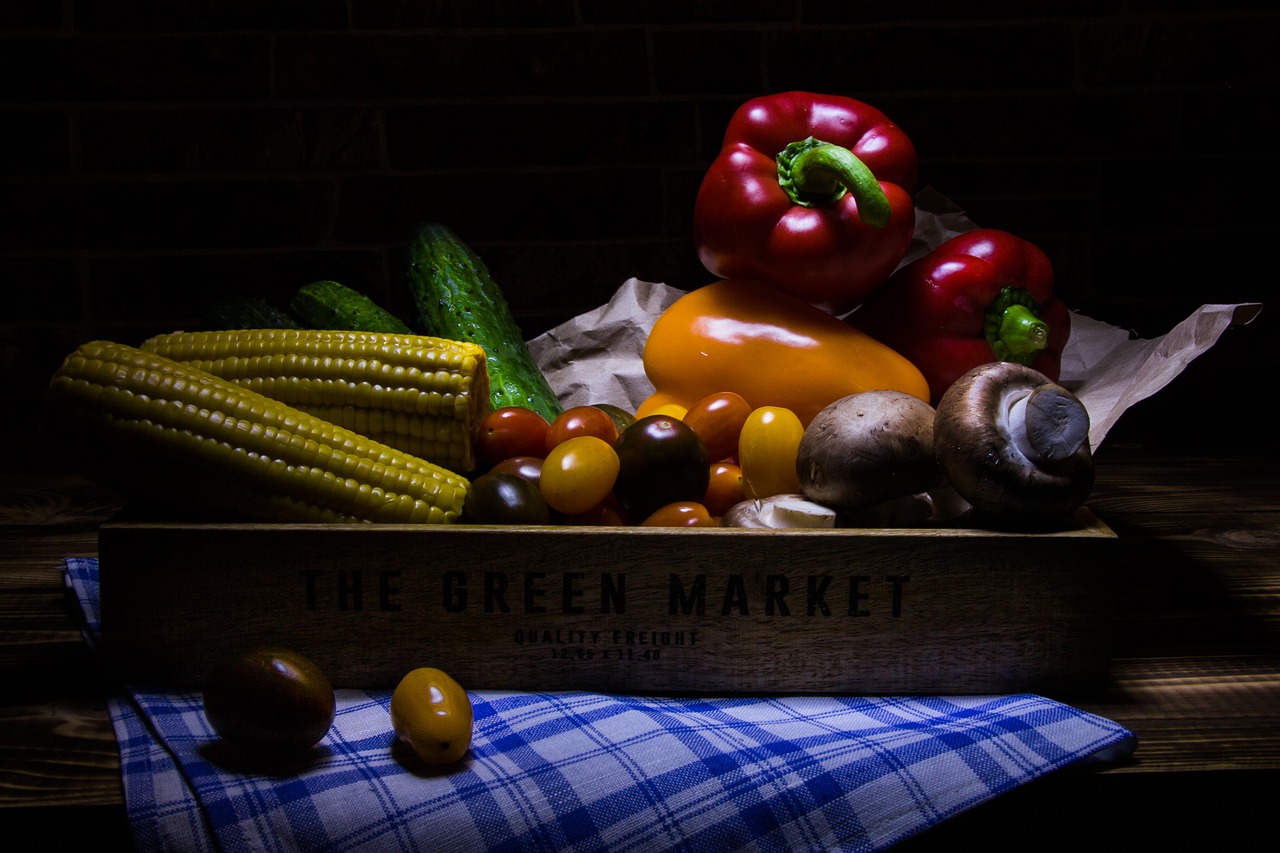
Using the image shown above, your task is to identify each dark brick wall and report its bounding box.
[4,1,1276,452]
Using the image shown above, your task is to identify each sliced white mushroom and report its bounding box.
[721,495,838,529]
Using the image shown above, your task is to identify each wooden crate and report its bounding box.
[97,510,1118,697]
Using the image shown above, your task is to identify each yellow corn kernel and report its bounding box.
[140,329,490,473]
[42,340,469,524]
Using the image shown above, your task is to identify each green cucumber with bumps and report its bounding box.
[290,280,414,334]
[205,295,301,330]
[407,223,563,423]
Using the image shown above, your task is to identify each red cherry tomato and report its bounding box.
[540,436,620,515]
[702,461,745,517]
[641,501,718,527]
[591,403,637,434]
[683,391,752,462]
[561,500,628,526]
[545,405,621,453]
[476,407,550,470]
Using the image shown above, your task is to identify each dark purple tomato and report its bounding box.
[202,647,335,759]
[463,471,551,525]
[487,455,544,490]
[611,415,709,521]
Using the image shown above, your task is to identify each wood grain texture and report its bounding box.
[96,512,1117,694]
[0,703,122,807]
[0,474,124,811]
[1083,655,1280,772]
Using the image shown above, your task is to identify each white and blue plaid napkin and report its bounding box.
[66,556,1135,852]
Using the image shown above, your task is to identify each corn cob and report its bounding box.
[42,340,470,524]
[140,328,490,473]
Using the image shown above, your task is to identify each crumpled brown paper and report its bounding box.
[527,189,1261,451]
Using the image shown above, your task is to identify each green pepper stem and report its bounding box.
[776,137,891,227]
[984,288,1050,364]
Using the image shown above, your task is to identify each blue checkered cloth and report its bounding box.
[65,557,1135,852]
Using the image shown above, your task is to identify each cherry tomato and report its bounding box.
[738,406,804,499]
[540,435,620,515]
[702,460,746,517]
[635,391,681,419]
[647,403,688,420]
[612,415,709,521]
[641,501,718,527]
[684,391,753,462]
[487,455,543,490]
[591,403,637,434]
[390,667,473,766]
[463,472,550,524]
[561,500,628,526]
[202,647,335,760]
[545,405,621,453]
[476,406,550,469]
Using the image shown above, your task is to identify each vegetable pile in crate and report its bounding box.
[70,89,1138,697]
[44,93,1099,535]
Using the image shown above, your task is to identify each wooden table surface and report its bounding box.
[2,444,1278,849]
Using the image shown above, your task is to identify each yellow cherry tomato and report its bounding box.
[738,406,804,499]
[648,403,688,420]
[539,435,620,515]
[390,667,473,766]
[635,391,682,419]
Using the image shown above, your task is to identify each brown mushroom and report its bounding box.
[795,390,940,512]
[934,362,1094,525]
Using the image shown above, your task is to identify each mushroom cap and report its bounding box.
[796,390,940,511]
[934,362,1094,525]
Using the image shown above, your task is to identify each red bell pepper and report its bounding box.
[850,228,1070,405]
[693,91,918,315]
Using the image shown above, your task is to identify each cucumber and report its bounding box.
[407,223,563,423]
[205,295,301,330]
[290,280,413,334]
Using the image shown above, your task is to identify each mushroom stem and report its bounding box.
[1006,390,1037,463]
[1007,384,1090,464]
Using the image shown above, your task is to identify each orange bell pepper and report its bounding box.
[639,279,929,427]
